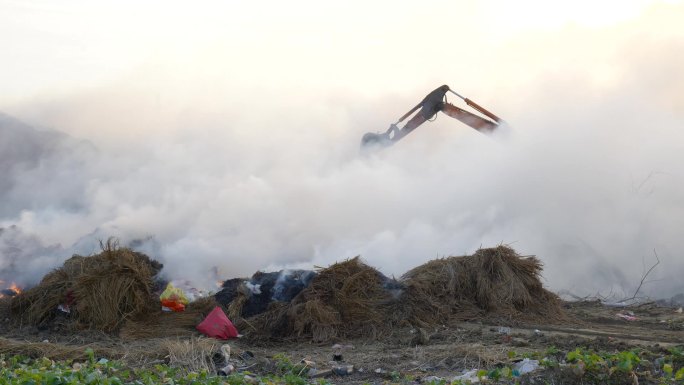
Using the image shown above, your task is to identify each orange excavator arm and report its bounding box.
[360,85,502,148]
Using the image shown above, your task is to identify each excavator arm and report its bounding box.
[441,103,497,134]
[361,85,502,148]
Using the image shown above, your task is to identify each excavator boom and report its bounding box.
[361,85,502,148]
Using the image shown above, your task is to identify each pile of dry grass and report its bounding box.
[399,245,565,326]
[237,257,396,342]
[10,240,162,332]
[235,248,565,342]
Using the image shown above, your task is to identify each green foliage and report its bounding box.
[0,352,314,385]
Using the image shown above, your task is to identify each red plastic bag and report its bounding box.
[196,307,238,340]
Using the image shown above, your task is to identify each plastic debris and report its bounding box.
[217,364,234,376]
[308,369,333,378]
[513,358,540,374]
[57,304,71,314]
[497,326,512,335]
[616,311,638,321]
[196,307,239,339]
[332,365,354,376]
[452,369,480,383]
[160,283,189,312]
[242,375,257,384]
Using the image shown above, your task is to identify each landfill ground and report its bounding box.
[1,300,682,384]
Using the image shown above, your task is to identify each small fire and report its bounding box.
[0,281,23,298]
[9,282,22,294]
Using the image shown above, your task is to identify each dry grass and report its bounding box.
[235,247,566,342]
[0,337,164,366]
[10,239,162,333]
[239,257,396,342]
[400,245,566,326]
[161,337,224,373]
[119,296,219,340]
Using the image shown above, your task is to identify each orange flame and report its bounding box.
[9,282,22,294]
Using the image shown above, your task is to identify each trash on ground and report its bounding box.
[160,282,189,312]
[452,369,480,383]
[332,365,354,376]
[513,358,540,374]
[57,304,71,314]
[196,307,238,339]
[616,311,638,321]
[308,369,333,378]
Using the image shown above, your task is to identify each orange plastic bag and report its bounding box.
[160,283,189,312]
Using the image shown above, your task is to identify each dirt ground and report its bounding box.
[1,300,682,384]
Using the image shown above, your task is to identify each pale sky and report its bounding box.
[2,0,682,106]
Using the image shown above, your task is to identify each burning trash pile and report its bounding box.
[9,240,164,332]
[5,243,565,343]
[216,246,566,342]
[0,282,22,298]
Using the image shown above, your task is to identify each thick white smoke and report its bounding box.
[1,1,683,299]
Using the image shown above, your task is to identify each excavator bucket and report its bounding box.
[361,132,392,148]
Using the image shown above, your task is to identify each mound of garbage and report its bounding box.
[221,246,565,342]
[10,241,163,332]
[398,246,565,326]
[7,244,564,342]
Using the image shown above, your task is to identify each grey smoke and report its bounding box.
[1,13,684,300]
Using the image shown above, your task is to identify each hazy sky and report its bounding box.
[1,0,683,298]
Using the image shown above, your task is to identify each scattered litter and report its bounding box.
[216,344,234,375]
[513,358,540,374]
[534,329,543,336]
[676,307,682,314]
[332,365,354,376]
[300,359,316,367]
[196,307,238,339]
[57,304,71,314]
[217,364,234,376]
[332,343,352,361]
[42,339,49,343]
[242,375,257,384]
[616,311,638,321]
[452,369,480,383]
[497,326,512,335]
[375,368,387,374]
[160,283,188,312]
[97,358,109,364]
[308,369,333,378]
